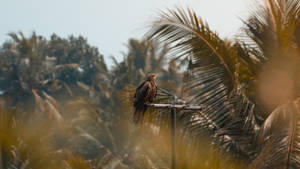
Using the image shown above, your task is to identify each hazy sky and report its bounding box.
[0,0,253,66]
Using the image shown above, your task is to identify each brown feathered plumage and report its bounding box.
[133,74,157,124]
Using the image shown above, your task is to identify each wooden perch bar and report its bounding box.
[147,103,203,111]
[146,102,203,169]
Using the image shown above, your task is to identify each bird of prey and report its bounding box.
[133,73,157,124]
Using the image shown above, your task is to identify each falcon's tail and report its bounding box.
[133,104,147,124]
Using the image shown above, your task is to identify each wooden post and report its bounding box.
[145,103,203,169]
[0,144,2,169]
[147,103,203,110]
[171,108,176,169]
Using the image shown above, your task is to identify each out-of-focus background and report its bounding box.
[0,0,251,66]
[0,0,300,169]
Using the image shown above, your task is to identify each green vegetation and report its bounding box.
[0,0,300,168]
[0,32,185,169]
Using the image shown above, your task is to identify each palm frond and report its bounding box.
[250,98,300,169]
[214,93,261,162]
[147,8,262,164]
[243,0,300,60]
[148,8,237,84]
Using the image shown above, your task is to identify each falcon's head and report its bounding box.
[147,73,156,81]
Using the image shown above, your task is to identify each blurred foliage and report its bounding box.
[3,1,300,168]
[0,30,243,168]
[0,32,228,169]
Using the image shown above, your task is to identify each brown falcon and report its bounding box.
[133,73,157,124]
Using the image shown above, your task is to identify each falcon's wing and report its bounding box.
[134,81,151,107]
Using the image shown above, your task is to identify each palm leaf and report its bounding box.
[250,99,300,169]
[214,92,260,162]
[32,89,63,123]
[243,0,300,60]
[147,8,262,164]
[148,7,236,132]
[147,8,237,84]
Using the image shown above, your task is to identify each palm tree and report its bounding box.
[147,0,300,168]
[110,38,176,89]
[0,32,111,121]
